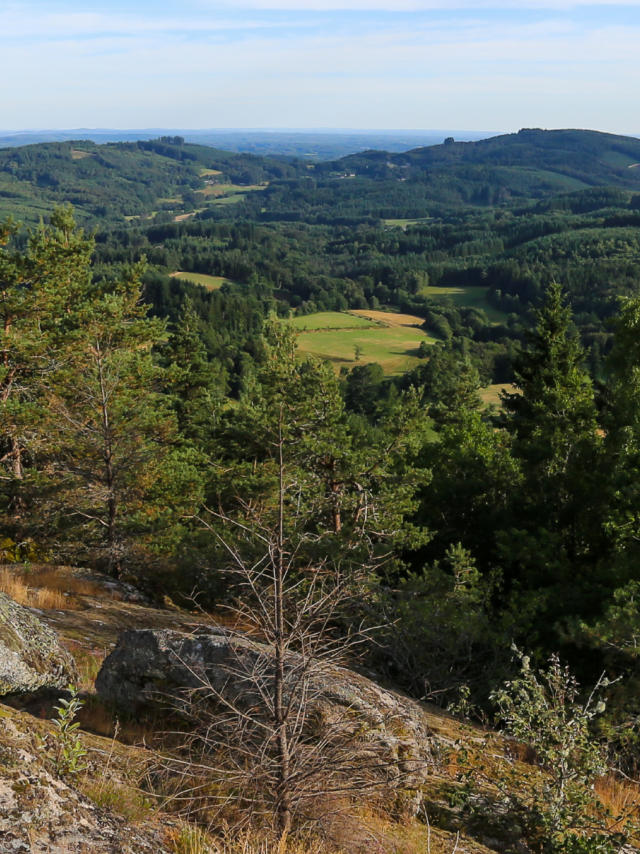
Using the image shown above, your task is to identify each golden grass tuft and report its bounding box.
[32,587,69,610]
[0,567,30,603]
[595,773,640,833]
[0,565,106,610]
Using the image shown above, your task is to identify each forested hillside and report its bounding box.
[5,129,640,851]
[0,137,300,223]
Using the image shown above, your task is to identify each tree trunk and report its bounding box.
[96,345,121,578]
[274,406,292,842]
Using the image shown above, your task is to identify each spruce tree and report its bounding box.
[500,282,601,622]
[164,297,226,447]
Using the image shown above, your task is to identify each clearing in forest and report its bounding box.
[170,272,239,290]
[290,310,435,375]
[479,382,519,410]
[421,284,507,323]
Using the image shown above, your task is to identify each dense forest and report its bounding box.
[5,128,640,851]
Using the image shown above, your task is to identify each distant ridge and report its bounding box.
[2,128,640,225]
[0,128,496,160]
[328,128,640,196]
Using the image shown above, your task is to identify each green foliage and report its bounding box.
[491,649,611,848]
[499,283,602,629]
[48,260,198,577]
[0,205,95,542]
[207,321,430,596]
[502,282,597,481]
[374,543,501,703]
[50,686,87,778]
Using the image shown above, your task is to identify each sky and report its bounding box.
[2,1,640,134]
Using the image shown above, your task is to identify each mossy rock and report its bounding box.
[0,592,77,695]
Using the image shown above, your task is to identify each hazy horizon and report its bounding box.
[2,2,639,134]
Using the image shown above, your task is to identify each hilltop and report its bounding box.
[319,128,640,205]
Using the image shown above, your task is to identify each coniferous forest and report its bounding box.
[6,128,640,852]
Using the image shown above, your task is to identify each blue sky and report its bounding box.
[2,1,639,134]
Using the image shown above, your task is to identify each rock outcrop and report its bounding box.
[0,592,78,696]
[96,627,435,805]
[0,712,171,854]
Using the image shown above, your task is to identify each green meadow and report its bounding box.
[421,284,507,323]
[289,310,435,375]
[289,312,376,331]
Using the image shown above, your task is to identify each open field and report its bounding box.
[290,310,435,375]
[383,217,431,228]
[209,193,246,205]
[199,168,223,176]
[422,284,507,323]
[170,271,239,290]
[479,382,518,410]
[289,311,376,331]
[196,183,267,198]
[350,309,427,328]
[173,211,203,222]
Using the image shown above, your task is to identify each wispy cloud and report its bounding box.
[211,0,640,8]
[1,0,639,132]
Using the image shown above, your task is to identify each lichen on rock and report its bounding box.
[0,592,78,696]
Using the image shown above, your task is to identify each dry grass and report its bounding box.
[83,777,156,822]
[349,309,426,328]
[0,565,108,611]
[478,383,518,410]
[32,587,68,609]
[595,773,640,835]
[0,567,29,602]
[170,825,342,854]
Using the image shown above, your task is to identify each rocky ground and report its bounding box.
[0,563,638,854]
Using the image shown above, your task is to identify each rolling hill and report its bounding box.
[0,137,300,223]
[315,128,640,207]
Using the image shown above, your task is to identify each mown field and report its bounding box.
[289,310,435,375]
[383,217,431,229]
[478,382,518,410]
[196,183,268,203]
[170,272,239,290]
[421,284,507,323]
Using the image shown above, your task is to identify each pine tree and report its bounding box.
[48,262,193,577]
[210,322,429,588]
[0,207,93,544]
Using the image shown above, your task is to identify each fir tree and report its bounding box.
[500,282,602,625]
[165,297,226,447]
